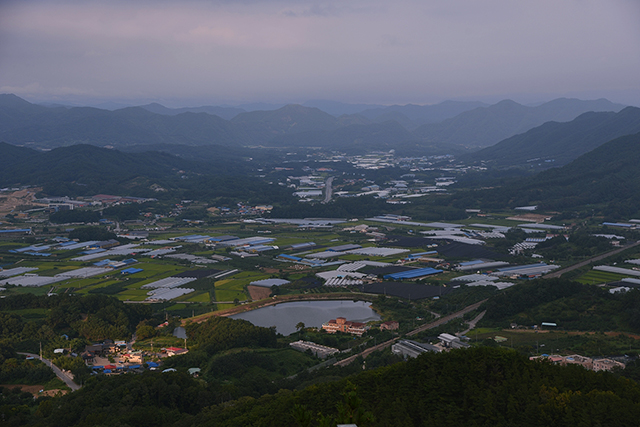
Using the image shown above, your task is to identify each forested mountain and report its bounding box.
[468,107,640,167]
[138,103,245,120]
[0,143,292,202]
[266,120,421,153]
[230,104,341,144]
[414,98,626,148]
[466,131,640,216]
[359,100,488,129]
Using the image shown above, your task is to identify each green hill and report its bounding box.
[470,131,640,216]
[230,104,340,143]
[0,143,294,203]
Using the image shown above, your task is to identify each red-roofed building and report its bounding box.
[322,317,368,336]
[379,320,399,331]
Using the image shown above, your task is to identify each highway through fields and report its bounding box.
[543,240,640,279]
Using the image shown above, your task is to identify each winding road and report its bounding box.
[18,352,81,391]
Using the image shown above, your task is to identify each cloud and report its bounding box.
[0,0,638,105]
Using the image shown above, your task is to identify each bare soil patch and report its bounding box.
[0,188,46,216]
[247,285,271,300]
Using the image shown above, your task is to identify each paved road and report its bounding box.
[458,310,486,337]
[544,240,640,279]
[18,352,81,391]
[323,176,334,203]
[334,299,488,367]
[406,299,487,337]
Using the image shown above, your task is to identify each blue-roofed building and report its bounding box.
[0,228,31,236]
[277,254,302,262]
[121,267,143,275]
[602,222,635,228]
[80,248,106,255]
[458,259,485,266]
[384,267,443,280]
[407,251,438,259]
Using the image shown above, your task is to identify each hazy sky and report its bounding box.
[1,0,639,107]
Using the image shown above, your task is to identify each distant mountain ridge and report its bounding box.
[414,97,626,148]
[0,94,628,154]
[467,106,640,167]
[138,103,245,121]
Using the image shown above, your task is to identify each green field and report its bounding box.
[214,278,247,302]
[185,291,210,303]
[576,269,627,285]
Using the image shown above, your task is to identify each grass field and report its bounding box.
[576,270,627,285]
[185,292,210,303]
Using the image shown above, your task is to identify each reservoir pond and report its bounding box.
[230,300,380,336]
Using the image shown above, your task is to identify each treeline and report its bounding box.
[270,196,390,219]
[481,278,640,332]
[49,210,101,224]
[21,347,640,426]
[0,294,151,352]
[0,344,55,385]
[164,317,278,370]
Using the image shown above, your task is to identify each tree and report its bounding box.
[296,322,306,338]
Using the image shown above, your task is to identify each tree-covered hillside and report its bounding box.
[21,346,640,426]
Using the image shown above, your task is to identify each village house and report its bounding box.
[379,320,399,331]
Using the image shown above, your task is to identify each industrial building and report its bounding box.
[290,340,339,358]
[392,339,441,358]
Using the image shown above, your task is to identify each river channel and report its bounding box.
[230,300,381,336]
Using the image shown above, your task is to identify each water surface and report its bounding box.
[230,300,380,336]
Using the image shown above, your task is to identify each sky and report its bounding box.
[1,0,639,108]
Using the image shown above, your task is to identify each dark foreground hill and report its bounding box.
[24,346,640,426]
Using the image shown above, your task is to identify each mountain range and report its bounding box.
[0,94,629,158]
